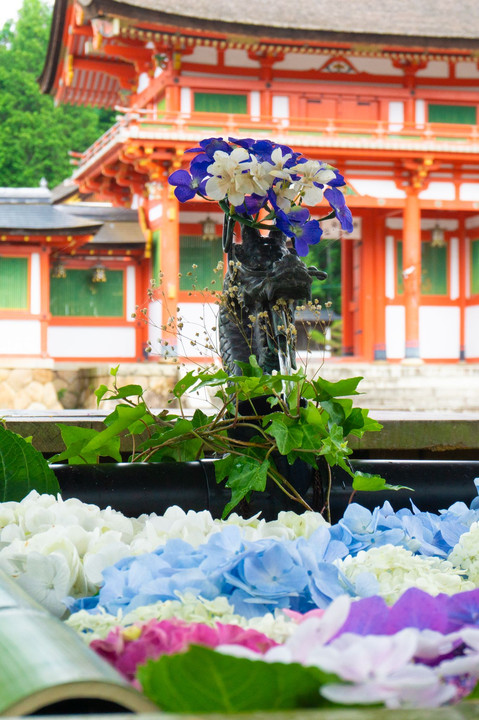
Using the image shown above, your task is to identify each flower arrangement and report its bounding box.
[168,137,353,256]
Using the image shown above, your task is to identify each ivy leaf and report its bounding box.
[138,645,336,713]
[216,456,269,518]
[352,471,411,493]
[312,376,363,401]
[266,415,304,455]
[0,427,60,501]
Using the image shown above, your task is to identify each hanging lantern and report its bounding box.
[92,263,107,283]
[202,217,217,241]
[431,224,446,248]
[51,259,67,279]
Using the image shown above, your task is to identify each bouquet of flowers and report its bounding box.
[168,137,353,256]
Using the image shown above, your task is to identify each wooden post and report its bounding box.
[402,188,422,359]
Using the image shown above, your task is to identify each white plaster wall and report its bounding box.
[148,299,163,356]
[465,306,479,358]
[419,182,456,201]
[30,253,41,314]
[385,305,405,359]
[460,184,479,202]
[126,265,136,321]
[450,237,460,301]
[415,99,426,126]
[0,320,41,355]
[187,46,217,65]
[419,306,460,359]
[224,49,259,68]
[47,327,136,358]
[456,62,479,79]
[416,61,449,78]
[350,179,406,199]
[177,302,219,358]
[250,90,260,121]
[272,95,289,119]
[180,87,191,114]
[385,235,395,299]
[388,101,404,131]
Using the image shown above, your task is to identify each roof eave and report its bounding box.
[38,0,69,95]
[79,0,479,52]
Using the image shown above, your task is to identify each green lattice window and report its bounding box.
[428,104,477,124]
[50,269,124,317]
[179,235,223,291]
[193,92,247,114]
[0,256,28,310]
[471,240,479,295]
[396,241,447,295]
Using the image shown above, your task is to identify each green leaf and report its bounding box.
[110,365,120,377]
[313,376,363,401]
[138,644,336,713]
[0,427,60,501]
[81,403,147,455]
[94,384,109,406]
[50,424,121,464]
[352,471,412,493]
[191,409,210,429]
[172,371,199,398]
[266,415,304,455]
[341,407,365,437]
[107,384,144,400]
[216,456,269,517]
[234,355,263,377]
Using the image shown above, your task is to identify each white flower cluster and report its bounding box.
[0,492,327,617]
[205,146,336,208]
[449,520,479,584]
[66,592,295,644]
[337,544,474,604]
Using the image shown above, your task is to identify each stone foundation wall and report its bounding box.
[0,363,180,411]
[2,360,479,412]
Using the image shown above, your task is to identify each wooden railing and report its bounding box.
[72,110,479,170]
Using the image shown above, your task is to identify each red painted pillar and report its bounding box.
[341,237,354,356]
[402,189,422,359]
[160,180,180,355]
[372,213,386,360]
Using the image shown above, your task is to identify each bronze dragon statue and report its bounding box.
[218,215,326,375]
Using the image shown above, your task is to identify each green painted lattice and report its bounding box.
[193,92,247,114]
[397,241,448,295]
[471,240,479,295]
[50,269,124,317]
[0,257,28,310]
[179,235,223,291]
[428,104,477,125]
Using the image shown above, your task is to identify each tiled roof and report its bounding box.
[0,204,102,233]
[78,0,479,44]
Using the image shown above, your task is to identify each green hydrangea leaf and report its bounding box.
[138,644,337,713]
[0,427,60,501]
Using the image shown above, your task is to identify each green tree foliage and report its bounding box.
[0,0,115,187]
[306,238,342,313]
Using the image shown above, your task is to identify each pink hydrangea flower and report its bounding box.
[91,619,277,682]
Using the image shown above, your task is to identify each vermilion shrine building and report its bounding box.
[30,0,479,362]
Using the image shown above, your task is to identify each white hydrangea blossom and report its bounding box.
[66,592,295,644]
[0,492,326,616]
[337,544,474,604]
[449,521,479,584]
